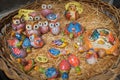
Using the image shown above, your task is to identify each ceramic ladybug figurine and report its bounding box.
[25,21,41,36]
[68,54,81,74]
[45,67,58,79]
[28,11,41,21]
[29,34,44,48]
[12,15,25,33]
[49,22,60,35]
[38,20,49,34]
[64,22,84,39]
[65,1,83,21]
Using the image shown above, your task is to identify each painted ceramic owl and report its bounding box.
[28,11,41,21]
[25,21,41,37]
[12,15,25,33]
[38,20,49,34]
[49,22,60,35]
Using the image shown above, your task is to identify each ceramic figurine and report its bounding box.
[62,72,69,80]
[45,67,58,79]
[38,20,49,34]
[29,34,44,48]
[46,13,59,22]
[7,38,20,48]
[40,4,53,17]
[48,48,60,58]
[25,21,41,36]
[64,22,84,39]
[65,1,83,21]
[68,54,81,74]
[86,49,98,64]
[49,22,60,35]
[12,15,26,33]
[74,42,85,53]
[36,55,48,63]
[97,49,106,58]
[28,11,41,21]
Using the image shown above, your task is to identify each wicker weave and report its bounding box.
[0,0,120,80]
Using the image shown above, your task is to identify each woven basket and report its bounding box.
[0,0,120,80]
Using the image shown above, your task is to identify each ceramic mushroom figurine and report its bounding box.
[49,22,60,35]
[38,20,49,34]
[65,1,83,21]
[28,11,41,21]
[25,21,41,37]
[12,15,26,33]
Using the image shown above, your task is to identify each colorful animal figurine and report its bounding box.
[48,48,60,58]
[7,38,20,48]
[28,11,41,21]
[29,34,44,48]
[46,13,59,22]
[49,22,60,35]
[38,20,49,34]
[64,22,84,39]
[65,1,83,21]
[12,15,25,33]
[45,67,58,79]
[25,21,41,37]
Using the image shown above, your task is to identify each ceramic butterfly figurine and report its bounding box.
[28,11,41,21]
[49,22,60,35]
[29,34,44,48]
[12,15,25,33]
[38,20,49,34]
[25,21,41,37]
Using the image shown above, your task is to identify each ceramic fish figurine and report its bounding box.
[25,21,41,36]
[49,22,60,35]
[65,1,83,21]
[38,20,49,34]
[45,67,58,79]
[29,34,44,48]
[28,11,41,21]
[12,15,26,33]
[48,48,60,58]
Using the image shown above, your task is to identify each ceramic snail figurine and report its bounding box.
[65,1,83,21]
[59,59,71,80]
[45,67,58,79]
[25,21,41,36]
[86,49,98,64]
[12,15,25,33]
[48,48,60,58]
[38,20,49,34]
[64,22,84,39]
[29,34,44,48]
[28,11,41,21]
[68,54,81,74]
[49,22,60,35]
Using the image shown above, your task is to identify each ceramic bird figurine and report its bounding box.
[29,34,44,48]
[38,20,49,34]
[49,22,60,35]
[28,11,41,21]
[12,15,26,33]
[25,21,41,37]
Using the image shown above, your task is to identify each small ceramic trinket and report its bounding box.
[68,54,81,74]
[29,34,44,48]
[64,22,84,39]
[45,67,58,79]
[65,1,83,21]
[28,11,41,21]
[12,15,25,33]
[46,13,59,22]
[49,22,60,35]
[97,49,106,58]
[7,38,20,48]
[38,20,49,34]
[36,55,48,63]
[25,21,41,37]
[40,4,53,17]
[86,49,98,64]
[48,48,60,58]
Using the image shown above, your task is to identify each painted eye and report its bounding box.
[26,24,32,30]
[43,21,48,26]
[55,22,60,27]
[21,17,25,22]
[42,4,47,9]
[13,20,20,24]
[38,22,43,27]
[34,24,39,30]
[35,16,40,21]
[29,16,33,21]
[47,4,52,9]
[49,23,54,28]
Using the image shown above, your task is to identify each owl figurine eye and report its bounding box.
[42,4,47,9]
[13,19,20,25]
[26,24,32,30]
[43,21,48,26]
[47,4,52,9]
[55,22,60,27]
[35,16,40,21]
[38,22,43,27]
[29,16,33,21]
[34,24,39,30]
[49,23,54,28]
